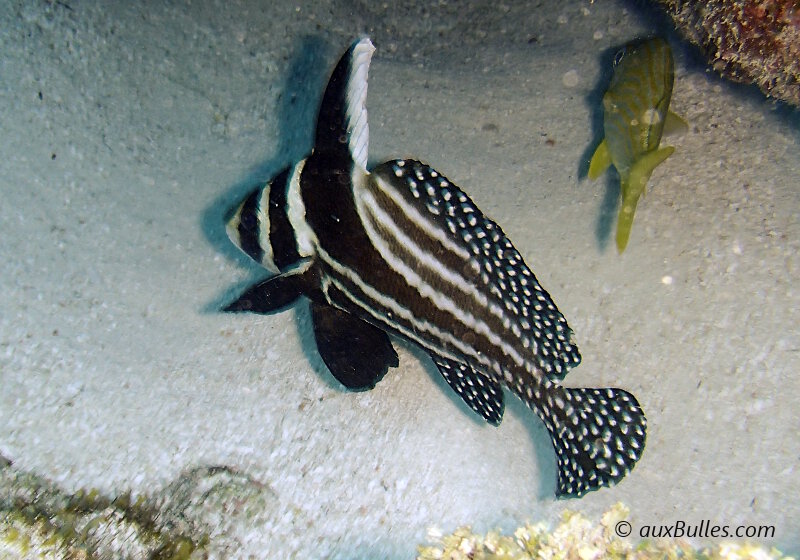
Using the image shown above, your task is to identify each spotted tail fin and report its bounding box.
[536,386,646,497]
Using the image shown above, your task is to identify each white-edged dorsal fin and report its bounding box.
[347,38,373,171]
[314,37,374,171]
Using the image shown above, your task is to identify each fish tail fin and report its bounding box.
[615,182,639,253]
[616,145,675,252]
[588,139,611,180]
[536,386,646,497]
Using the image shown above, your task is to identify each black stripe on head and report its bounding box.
[268,167,301,270]
[237,188,265,264]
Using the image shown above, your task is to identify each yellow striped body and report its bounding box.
[589,37,678,252]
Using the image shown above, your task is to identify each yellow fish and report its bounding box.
[589,37,685,252]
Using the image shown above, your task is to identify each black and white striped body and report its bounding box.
[224,38,646,497]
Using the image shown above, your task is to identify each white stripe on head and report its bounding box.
[255,187,276,271]
[225,183,279,274]
[285,159,317,258]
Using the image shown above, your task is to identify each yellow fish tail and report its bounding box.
[588,139,611,180]
[615,184,639,253]
[615,146,675,252]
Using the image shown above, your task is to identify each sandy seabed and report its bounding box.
[1,1,798,557]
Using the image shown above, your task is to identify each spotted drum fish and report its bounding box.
[589,37,684,253]
[224,38,646,497]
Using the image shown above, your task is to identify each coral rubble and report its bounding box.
[417,503,793,560]
[0,455,288,560]
[0,457,201,560]
[655,0,800,107]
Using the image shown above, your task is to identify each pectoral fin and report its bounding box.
[432,355,504,426]
[588,139,612,180]
[310,302,398,391]
[224,262,313,313]
[663,110,688,137]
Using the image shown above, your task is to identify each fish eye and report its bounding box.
[612,48,627,67]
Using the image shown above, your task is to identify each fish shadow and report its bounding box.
[200,35,348,389]
[409,344,557,499]
[198,34,390,392]
[303,307,558,497]
[506,393,558,499]
[578,45,622,253]
[577,46,616,182]
[200,35,330,312]
[595,172,620,253]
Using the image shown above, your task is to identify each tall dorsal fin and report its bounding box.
[314,37,374,171]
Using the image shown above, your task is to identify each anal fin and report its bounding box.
[432,355,504,426]
[311,302,398,391]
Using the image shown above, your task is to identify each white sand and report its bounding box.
[1,1,798,557]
